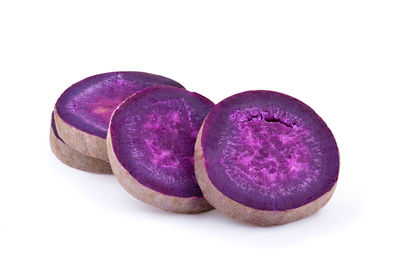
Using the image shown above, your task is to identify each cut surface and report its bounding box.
[109,86,214,198]
[56,71,184,139]
[108,135,213,213]
[201,90,339,211]
[50,112,112,174]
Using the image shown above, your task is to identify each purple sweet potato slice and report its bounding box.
[50,112,112,174]
[194,90,340,225]
[107,86,214,213]
[54,71,184,161]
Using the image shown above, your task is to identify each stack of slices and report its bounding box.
[51,71,339,226]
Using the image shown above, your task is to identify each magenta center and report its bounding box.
[222,108,319,194]
[140,99,197,169]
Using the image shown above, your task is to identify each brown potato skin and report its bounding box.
[194,123,337,226]
[50,124,112,174]
[53,109,108,161]
[106,129,213,214]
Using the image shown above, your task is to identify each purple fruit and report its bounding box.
[195,90,339,225]
[50,112,112,174]
[107,86,214,213]
[54,72,184,161]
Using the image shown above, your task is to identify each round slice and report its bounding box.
[107,86,214,213]
[195,90,340,225]
[54,71,184,161]
[50,112,112,174]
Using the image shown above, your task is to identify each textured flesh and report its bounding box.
[110,86,214,198]
[201,91,339,211]
[56,72,184,139]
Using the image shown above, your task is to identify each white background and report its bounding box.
[1,1,399,273]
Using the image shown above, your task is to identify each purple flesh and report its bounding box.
[55,72,184,139]
[51,111,64,143]
[201,90,339,211]
[110,86,214,198]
